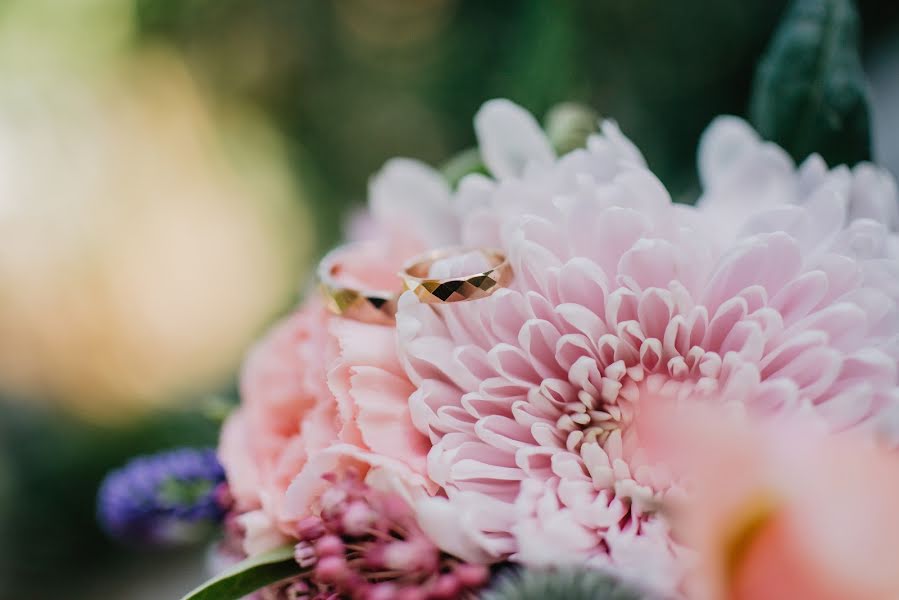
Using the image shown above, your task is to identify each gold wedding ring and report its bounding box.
[400,247,512,303]
[318,243,399,325]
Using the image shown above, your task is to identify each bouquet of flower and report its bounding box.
[98,1,899,598]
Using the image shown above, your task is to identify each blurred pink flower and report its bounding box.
[218,153,462,557]
[219,282,431,555]
[641,405,899,600]
[395,100,899,589]
[697,115,899,247]
[346,157,458,251]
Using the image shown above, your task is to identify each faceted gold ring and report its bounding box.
[400,247,512,303]
[318,243,398,325]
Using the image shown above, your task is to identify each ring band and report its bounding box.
[400,247,511,303]
[318,243,399,325]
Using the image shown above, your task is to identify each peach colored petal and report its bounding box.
[329,318,405,373]
[220,242,436,551]
[351,365,429,474]
[237,509,290,556]
[282,443,431,521]
[642,406,899,600]
[328,317,431,483]
[217,410,259,511]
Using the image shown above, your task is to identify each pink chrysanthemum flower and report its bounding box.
[394,100,899,589]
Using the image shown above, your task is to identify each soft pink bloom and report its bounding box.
[640,404,899,600]
[218,300,335,552]
[218,254,432,555]
[218,154,459,556]
[697,116,899,248]
[347,157,458,251]
[394,100,899,589]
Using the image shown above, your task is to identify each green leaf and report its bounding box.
[180,545,300,600]
[749,0,871,166]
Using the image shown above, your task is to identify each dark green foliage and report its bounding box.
[750,0,872,166]
[0,401,222,600]
[480,567,650,600]
[134,1,792,226]
[179,546,300,600]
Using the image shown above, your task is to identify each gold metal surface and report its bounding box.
[400,247,512,303]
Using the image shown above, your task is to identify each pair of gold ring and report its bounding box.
[318,245,512,324]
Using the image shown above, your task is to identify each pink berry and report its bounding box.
[315,534,345,557]
[294,541,317,568]
[295,515,325,541]
[320,487,348,513]
[342,501,376,536]
[364,582,398,600]
[314,555,346,583]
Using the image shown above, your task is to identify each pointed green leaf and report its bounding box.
[180,545,300,600]
[749,0,871,166]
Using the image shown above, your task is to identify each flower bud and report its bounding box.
[341,501,377,536]
[315,534,345,558]
[295,515,326,541]
[314,555,347,584]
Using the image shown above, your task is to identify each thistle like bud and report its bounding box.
[97,447,226,545]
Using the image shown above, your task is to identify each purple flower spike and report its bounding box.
[97,447,227,545]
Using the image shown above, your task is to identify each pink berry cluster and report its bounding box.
[282,471,489,600]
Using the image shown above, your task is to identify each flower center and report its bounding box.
[555,393,629,453]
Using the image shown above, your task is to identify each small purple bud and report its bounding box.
[97,447,225,545]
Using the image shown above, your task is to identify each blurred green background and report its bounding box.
[1,0,897,598]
